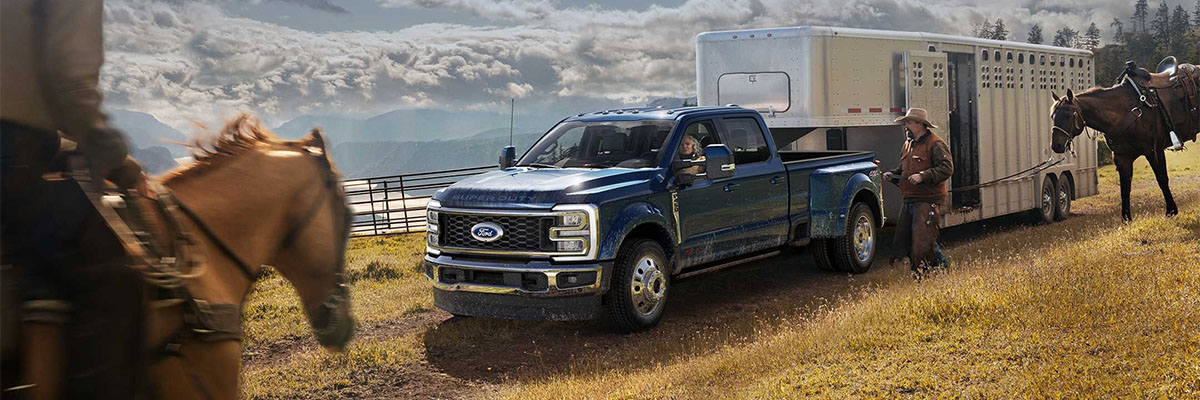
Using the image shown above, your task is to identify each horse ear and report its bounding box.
[1066,88,1075,102]
[303,128,328,154]
[1051,91,1060,101]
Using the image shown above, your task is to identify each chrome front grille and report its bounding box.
[441,213,551,252]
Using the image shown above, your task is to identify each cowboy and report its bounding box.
[882,108,953,279]
[2,0,145,398]
[677,134,706,175]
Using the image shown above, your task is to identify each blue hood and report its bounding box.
[435,167,655,208]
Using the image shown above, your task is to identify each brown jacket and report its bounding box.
[889,130,954,203]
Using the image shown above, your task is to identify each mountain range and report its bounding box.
[108,97,691,178]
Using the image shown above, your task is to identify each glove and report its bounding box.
[81,127,129,185]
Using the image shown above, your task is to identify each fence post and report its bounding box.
[399,176,409,233]
[368,178,378,236]
[383,180,391,233]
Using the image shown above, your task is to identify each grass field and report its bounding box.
[241,149,1200,399]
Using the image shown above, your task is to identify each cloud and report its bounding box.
[101,0,1137,130]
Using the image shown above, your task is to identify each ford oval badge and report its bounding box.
[470,222,504,242]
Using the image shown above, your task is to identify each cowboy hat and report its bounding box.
[894,108,938,129]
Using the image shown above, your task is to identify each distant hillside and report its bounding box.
[273,109,561,145]
[647,96,697,108]
[108,109,189,157]
[333,132,541,178]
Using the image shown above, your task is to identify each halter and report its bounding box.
[1051,99,1089,154]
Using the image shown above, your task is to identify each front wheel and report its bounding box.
[603,239,670,332]
[832,202,876,273]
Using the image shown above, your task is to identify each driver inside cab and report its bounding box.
[677,134,705,175]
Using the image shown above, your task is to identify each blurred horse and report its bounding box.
[1,114,356,399]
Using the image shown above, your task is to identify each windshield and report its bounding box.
[517,120,676,169]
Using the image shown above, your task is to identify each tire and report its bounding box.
[603,239,670,332]
[1036,176,1058,224]
[832,202,877,274]
[810,238,838,272]
[1055,175,1072,221]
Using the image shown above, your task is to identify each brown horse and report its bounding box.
[3,114,356,399]
[1050,65,1198,221]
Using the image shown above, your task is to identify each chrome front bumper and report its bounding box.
[424,254,611,297]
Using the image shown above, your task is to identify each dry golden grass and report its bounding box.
[241,150,1200,399]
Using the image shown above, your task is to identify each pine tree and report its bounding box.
[992,18,1010,40]
[1028,23,1045,44]
[1171,4,1193,55]
[1052,27,1080,48]
[1134,0,1150,32]
[1111,18,1125,43]
[1195,0,1200,27]
[1153,1,1170,49]
[973,20,995,38]
[1083,23,1102,50]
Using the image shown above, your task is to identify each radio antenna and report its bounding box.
[509,98,514,147]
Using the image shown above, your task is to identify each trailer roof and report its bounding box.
[696,26,1092,56]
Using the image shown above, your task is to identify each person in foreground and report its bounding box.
[883,108,953,280]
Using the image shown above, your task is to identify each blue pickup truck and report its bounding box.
[424,106,884,331]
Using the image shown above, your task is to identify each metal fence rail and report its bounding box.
[342,165,493,236]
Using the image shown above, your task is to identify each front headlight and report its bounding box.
[426,200,441,250]
[550,205,597,261]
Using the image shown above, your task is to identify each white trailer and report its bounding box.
[697,26,1099,226]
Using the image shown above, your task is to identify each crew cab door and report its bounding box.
[717,116,789,252]
[672,119,743,267]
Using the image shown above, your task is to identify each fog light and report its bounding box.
[556,240,583,252]
[427,233,439,246]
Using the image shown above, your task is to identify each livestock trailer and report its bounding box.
[697,26,1100,226]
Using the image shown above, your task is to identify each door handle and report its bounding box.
[724,183,740,192]
[770,176,783,185]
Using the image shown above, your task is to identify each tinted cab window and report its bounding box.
[720,117,770,164]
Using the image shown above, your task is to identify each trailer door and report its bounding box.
[903,51,949,131]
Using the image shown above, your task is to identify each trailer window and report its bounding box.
[1069,58,1075,68]
[1040,55,1046,65]
[1018,54,1024,64]
[1006,52,1013,62]
[982,50,989,61]
[994,50,1001,60]
[719,117,770,164]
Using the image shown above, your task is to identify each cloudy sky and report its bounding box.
[100,0,1186,131]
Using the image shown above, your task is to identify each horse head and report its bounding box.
[1051,89,1085,154]
[269,129,356,351]
[164,115,356,352]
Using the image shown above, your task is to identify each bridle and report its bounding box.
[1051,99,1088,154]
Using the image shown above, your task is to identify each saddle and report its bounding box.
[1124,57,1200,147]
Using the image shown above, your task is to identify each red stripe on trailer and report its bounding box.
[869,107,883,113]
[890,107,904,113]
[847,108,862,113]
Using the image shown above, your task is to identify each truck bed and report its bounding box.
[780,150,880,240]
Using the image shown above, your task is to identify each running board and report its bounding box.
[677,251,782,280]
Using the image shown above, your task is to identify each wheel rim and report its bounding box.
[853,214,874,263]
[1058,185,1069,214]
[630,256,666,316]
[1042,185,1053,218]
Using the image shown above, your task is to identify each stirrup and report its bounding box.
[1168,131,1185,151]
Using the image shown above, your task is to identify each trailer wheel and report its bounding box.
[1054,176,1072,221]
[603,239,669,332]
[832,202,876,274]
[810,239,838,271]
[1036,176,1058,224]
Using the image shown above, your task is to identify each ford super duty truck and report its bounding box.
[424,106,885,331]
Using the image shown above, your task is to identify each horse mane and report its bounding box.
[162,113,281,183]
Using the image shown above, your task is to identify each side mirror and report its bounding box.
[704,144,735,180]
[499,146,516,169]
